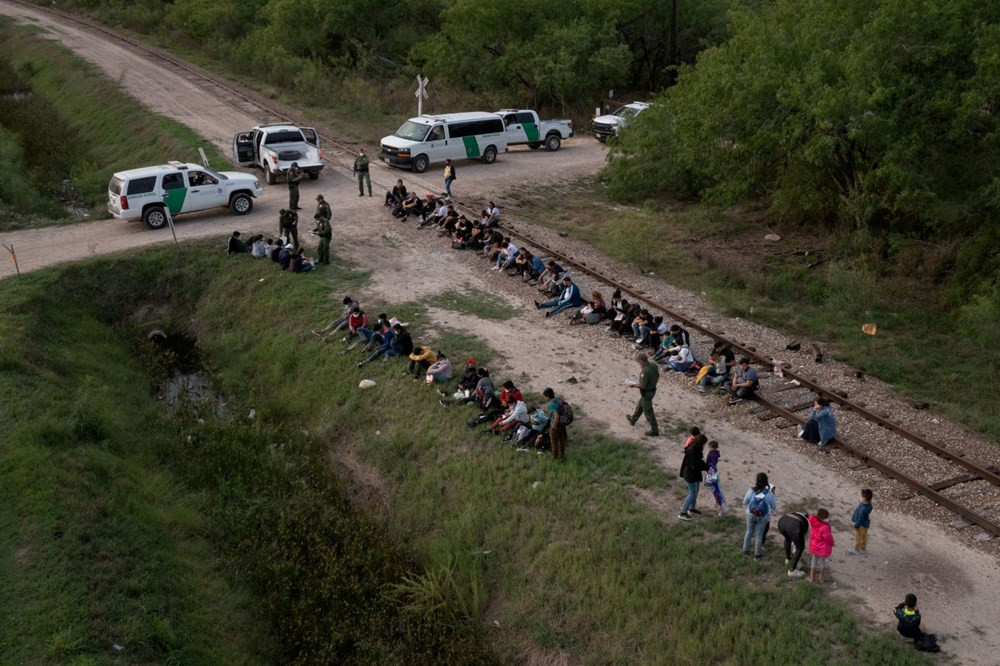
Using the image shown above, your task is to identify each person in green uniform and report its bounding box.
[287,162,305,210]
[315,194,332,223]
[353,150,371,197]
[627,353,659,437]
[312,214,332,264]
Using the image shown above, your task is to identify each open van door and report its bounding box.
[233,131,257,166]
[301,127,320,148]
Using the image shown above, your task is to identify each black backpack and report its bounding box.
[557,398,574,425]
[914,634,940,653]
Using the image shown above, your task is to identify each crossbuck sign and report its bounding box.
[415,75,429,116]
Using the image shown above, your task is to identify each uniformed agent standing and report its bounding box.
[627,353,660,437]
[353,149,371,197]
[315,194,332,223]
[279,208,299,248]
[287,162,306,210]
[312,214,332,264]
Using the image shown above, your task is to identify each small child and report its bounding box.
[705,440,727,515]
[849,488,873,555]
[807,508,834,584]
[682,426,701,448]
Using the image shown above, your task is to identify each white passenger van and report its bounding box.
[379,112,508,173]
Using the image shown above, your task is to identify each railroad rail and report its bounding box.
[13,0,1000,538]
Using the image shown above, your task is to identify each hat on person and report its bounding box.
[466,357,475,365]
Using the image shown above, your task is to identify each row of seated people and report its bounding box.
[384,179,501,228]
[227,231,316,272]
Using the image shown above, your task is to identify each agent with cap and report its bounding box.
[315,194,331,223]
[353,149,372,197]
[278,208,298,248]
[287,162,306,210]
[627,353,660,437]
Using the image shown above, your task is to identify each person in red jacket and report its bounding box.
[808,508,835,585]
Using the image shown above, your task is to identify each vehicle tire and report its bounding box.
[482,146,497,164]
[143,205,167,230]
[230,192,253,216]
[412,154,429,173]
[545,134,562,151]
[265,165,276,185]
[528,142,542,150]
[308,171,319,180]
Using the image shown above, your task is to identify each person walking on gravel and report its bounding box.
[353,150,372,197]
[627,353,659,437]
[443,159,456,199]
[287,162,306,210]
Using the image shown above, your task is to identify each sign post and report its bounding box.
[415,75,429,116]
[163,196,179,246]
[2,242,20,277]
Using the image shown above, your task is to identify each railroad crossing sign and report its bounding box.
[415,75,429,116]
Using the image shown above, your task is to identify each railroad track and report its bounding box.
[14,0,1000,538]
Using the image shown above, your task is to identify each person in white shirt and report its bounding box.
[486,201,501,226]
[312,296,360,338]
[667,345,695,373]
[487,396,529,435]
[250,235,267,258]
[492,240,519,270]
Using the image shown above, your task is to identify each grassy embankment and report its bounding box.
[505,178,1000,443]
[0,20,226,230]
[1,241,929,664]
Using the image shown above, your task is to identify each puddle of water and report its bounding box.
[148,330,229,418]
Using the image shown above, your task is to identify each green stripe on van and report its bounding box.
[523,122,540,143]
[163,188,187,215]
[462,136,480,158]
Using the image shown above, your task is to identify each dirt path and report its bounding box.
[1,4,997,663]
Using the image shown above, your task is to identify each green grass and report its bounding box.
[0,20,227,230]
[506,177,1000,445]
[431,287,520,321]
[0,240,929,664]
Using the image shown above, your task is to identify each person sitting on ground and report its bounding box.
[569,291,607,325]
[278,243,295,270]
[463,221,485,252]
[522,251,546,283]
[482,228,504,258]
[227,231,249,255]
[652,330,678,362]
[458,367,493,406]
[358,318,393,355]
[491,239,519,270]
[269,239,283,262]
[407,345,437,379]
[647,316,666,349]
[695,352,729,393]
[607,300,635,335]
[289,247,316,273]
[396,191,419,219]
[894,594,939,652]
[666,344,696,373]
[485,201,501,227]
[797,397,836,448]
[535,276,583,318]
[345,312,387,351]
[711,339,737,374]
[341,306,367,343]
[669,323,691,349]
[388,323,413,360]
[386,179,407,207]
[419,198,449,228]
[497,380,523,406]
[488,393,529,435]
[632,309,654,345]
[727,357,759,404]
[536,260,565,295]
[425,352,453,384]
[456,358,478,393]
[357,321,396,367]
[314,296,359,338]
[250,234,267,258]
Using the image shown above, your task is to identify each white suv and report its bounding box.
[107,161,263,229]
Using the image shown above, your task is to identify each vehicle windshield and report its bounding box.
[264,130,305,145]
[394,120,430,142]
[613,106,641,119]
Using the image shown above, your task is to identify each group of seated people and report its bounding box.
[313,293,562,453]
[226,231,316,272]
[384,179,501,231]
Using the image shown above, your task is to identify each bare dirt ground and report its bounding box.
[2,2,997,663]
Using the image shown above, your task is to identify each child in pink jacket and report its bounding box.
[808,508,834,584]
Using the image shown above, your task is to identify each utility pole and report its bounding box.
[415,75,429,116]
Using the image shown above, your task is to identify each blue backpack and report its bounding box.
[748,491,769,517]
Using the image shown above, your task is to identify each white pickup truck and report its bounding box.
[232,124,324,184]
[592,101,651,142]
[496,109,574,151]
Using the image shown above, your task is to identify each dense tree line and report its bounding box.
[60,0,734,110]
[607,1,1000,249]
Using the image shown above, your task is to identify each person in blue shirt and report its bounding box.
[357,323,395,367]
[849,488,874,554]
[742,472,777,559]
[798,397,837,448]
[535,276,582,317]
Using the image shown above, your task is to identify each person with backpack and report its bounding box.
[742,472,777,560]
[894,593,940,652]
[807,508,835,584]
[678,437,710,521]
[542,387,572,461]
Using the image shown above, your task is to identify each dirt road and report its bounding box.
[1,3,997,663]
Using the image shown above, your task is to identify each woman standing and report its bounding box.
[443,159,456,199]
[798,397,836,447]
[678,438,710,520]
[742,472,777,560]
